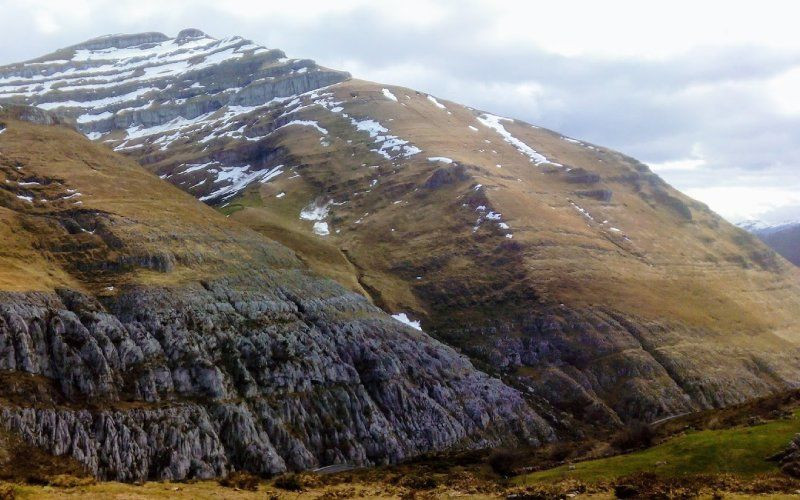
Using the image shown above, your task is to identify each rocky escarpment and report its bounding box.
[432,303,800,427]
[0,109,553,482]
[0,276,552,481]
[769,433,800,477]
[0,29,348,201]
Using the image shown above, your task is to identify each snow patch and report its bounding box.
[300,200,331,221]
[392,313,422,331]
[427,157,453,164]
[312,221,330,236]
[199,164,284,201]
[426,95,446,109]
[477,113,549,164]
[382,88,398,102]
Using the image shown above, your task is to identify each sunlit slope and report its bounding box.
[204,80,800,424]
[0,106,552,481]
[0,107,295,293]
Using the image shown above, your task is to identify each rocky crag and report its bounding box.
[0,108,552,481]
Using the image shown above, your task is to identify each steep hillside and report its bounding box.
[3,30,800,430]
[0,106,552,481]
[740,221,800,267]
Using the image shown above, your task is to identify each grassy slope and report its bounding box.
[518,411,800,484]
[207,79,800,337]
[0,111,297,293]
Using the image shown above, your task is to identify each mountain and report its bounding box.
[0,105,552,481]
[739,220,800,267]
[2,29,800,438]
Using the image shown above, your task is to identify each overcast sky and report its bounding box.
[1,0,799,223]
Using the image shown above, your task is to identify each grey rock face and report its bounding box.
[433,304,800,427]
[769,433,800,477]
[0,273,552,481]
[0,31,350,203]
[0,31,349,140]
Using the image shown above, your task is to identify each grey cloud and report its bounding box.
[0,0,797,222]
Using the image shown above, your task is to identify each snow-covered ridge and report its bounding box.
[0,29,347,144]
[0,30,351,204]
[737,219,800,235]
[0,35,261,97]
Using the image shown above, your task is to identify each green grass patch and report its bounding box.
[517,411,800,485]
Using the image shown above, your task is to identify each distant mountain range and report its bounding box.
[739,220,800,266]
[0,29,800,481]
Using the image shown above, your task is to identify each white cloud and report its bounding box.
[685,186,800,223]
[649,158,706,172]
[33,10,60,34]
[474,1,800,57]
[768,66,800,115]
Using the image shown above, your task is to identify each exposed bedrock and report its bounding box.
[0,273,552,481]
[433,306,800,427]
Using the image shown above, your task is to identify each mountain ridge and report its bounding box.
[0,106,553,480]
[739,219,800,266]
[2,29,800,440]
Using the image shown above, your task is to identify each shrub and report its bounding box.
[488,449,526,477]
[399,472,438,490]
[0,484,13,500]
[611,421,654,451]
[274,473,304,491]
[48,474,96,488]
[219,470,260,491]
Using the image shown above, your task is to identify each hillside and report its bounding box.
[3,29,800,432]
[740,221,800,267]
[0,106,553,481]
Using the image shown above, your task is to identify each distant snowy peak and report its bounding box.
[737,219,800,236]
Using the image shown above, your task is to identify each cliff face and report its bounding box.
[0,283,550,481]
[3,30,800,438]
[0,110,552,481]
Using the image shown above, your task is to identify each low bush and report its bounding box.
[219,470,260,491]
[610,421,654,451]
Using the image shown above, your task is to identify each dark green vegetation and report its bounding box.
[520,412,800,483]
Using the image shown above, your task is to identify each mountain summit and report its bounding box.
[1,30,800,477]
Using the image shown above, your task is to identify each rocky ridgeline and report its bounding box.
[0,28,347,144]
[0,30,349,202]
[0,276,552,481]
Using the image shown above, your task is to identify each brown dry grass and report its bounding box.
[0,112,299,293]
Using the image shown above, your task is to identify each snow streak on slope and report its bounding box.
[305,90,422,161]
[477,113,550,164]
